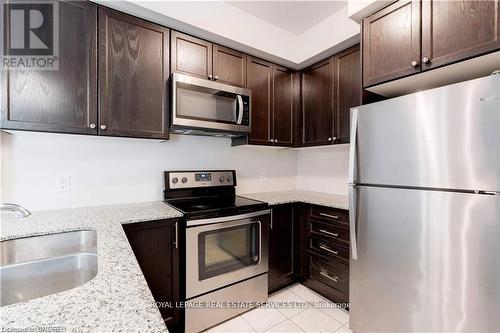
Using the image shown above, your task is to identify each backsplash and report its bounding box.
[1,131,349,211]
[0,131,297,211]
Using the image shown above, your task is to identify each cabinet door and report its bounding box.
[362,0,421,87]
[123,220,180,327]
[1,0,97,134]
[98,8,169,139]
[171,31,212,80]
[272,66,296,147]
[213,45,247,87]
[421,0,500,71]
[301,59,334,146]
[269,205,295,294]
[247,57,273,145]
[334,45,361,144]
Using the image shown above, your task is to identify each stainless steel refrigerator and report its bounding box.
[348,74,500,332]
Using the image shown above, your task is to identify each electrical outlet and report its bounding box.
[259,171,266,182]
[55,176,70,192]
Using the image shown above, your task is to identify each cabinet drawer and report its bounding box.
[309,206,349,225]
[310,254,349,296]
[310,220,349,244]
[310,237,349,262]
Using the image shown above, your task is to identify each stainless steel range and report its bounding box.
[164,170,269,333]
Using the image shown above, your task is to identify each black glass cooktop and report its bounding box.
[166,195,267,219]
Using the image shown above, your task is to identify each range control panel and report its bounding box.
[166,171,235,189]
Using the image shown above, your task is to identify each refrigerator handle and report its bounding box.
[348,108,358,185]
[348,185,358,260]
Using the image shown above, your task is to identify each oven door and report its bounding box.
[185,210,269,299]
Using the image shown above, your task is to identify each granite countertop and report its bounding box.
[0,201,183,333]
[240,190,349,210]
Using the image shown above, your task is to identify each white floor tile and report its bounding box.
[335,324,353,333]
[241,306,287,332]
[207,315,255,333]
[319,306,349,325]
[268,289,309,318]
[264,320,304,333]
[289,308,343,333]
[288,284,325,303]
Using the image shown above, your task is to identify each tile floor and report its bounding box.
[206,284,351,333]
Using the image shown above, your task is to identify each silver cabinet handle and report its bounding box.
[214,75,219,81]
[328,137,333,142]
[208,74,213,80]
[89,123,96,129]
[320,212,338,219]
[319,245,338,255]
[274,139,278,143]
[320,271,339,282]
[411,60,418,67]
[270,209,273,230]
[422,57,430,64]
[100,124,107,130]
[269,139,274,143]
[174,221,178,249]
[319,229,338,237]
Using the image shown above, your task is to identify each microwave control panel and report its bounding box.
[241,96,250,126]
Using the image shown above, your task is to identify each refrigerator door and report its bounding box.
[350,185,500,332]
[354,74,499,191]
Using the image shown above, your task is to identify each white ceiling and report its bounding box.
[226,1,347,35]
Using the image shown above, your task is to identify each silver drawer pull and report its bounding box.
[319,245,339,255]
[320,213,338,219]
[319,229,339,237]
[320,271,339,282]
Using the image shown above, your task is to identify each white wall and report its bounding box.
[0,131,297,211]
[296,144,350,195]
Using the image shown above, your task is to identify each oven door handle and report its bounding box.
[186,209,271,227]
[257,220,262,265]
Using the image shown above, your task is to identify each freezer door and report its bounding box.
[350,186,500,332]
[354,74,499,191]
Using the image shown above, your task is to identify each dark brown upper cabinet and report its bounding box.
[98,8,170,139]
[213,45,247,87]
[171,31,247,87]
[363,0,500,88]
[1,0,97,134]
[334,45,362,144]
[247,57,273,145]
[421,0,500,71]
[301,58,334,146]
[171,31,212,80]
[246,58,298,147]
[362,0,421,87]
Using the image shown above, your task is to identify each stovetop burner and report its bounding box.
[163,170,268,219]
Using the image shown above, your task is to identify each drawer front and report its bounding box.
[310,220,349,244]
[310,254,349,296]
[309,206,349,225]
[310,237,349,262]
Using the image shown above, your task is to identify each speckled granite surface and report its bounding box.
[0,201,183,333]
[240,190,349,210]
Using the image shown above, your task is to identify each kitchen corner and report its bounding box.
[0,202,182,332]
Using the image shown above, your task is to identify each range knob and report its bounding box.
[226,176,232,182]
[219,176,225,183]
[181,177,188,183]
[172,177,179,184]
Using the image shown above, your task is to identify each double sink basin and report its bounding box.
[0,230,98,307]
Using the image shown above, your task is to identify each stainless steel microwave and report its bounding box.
[171,73,251,137]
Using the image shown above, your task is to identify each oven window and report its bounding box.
[198,222,260,280]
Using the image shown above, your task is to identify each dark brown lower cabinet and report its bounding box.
[123,219,180,329]
[268,205,296,293]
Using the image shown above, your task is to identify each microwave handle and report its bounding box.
[236,95,244,125]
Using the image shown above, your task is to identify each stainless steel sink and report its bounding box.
[0,230,98,306]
